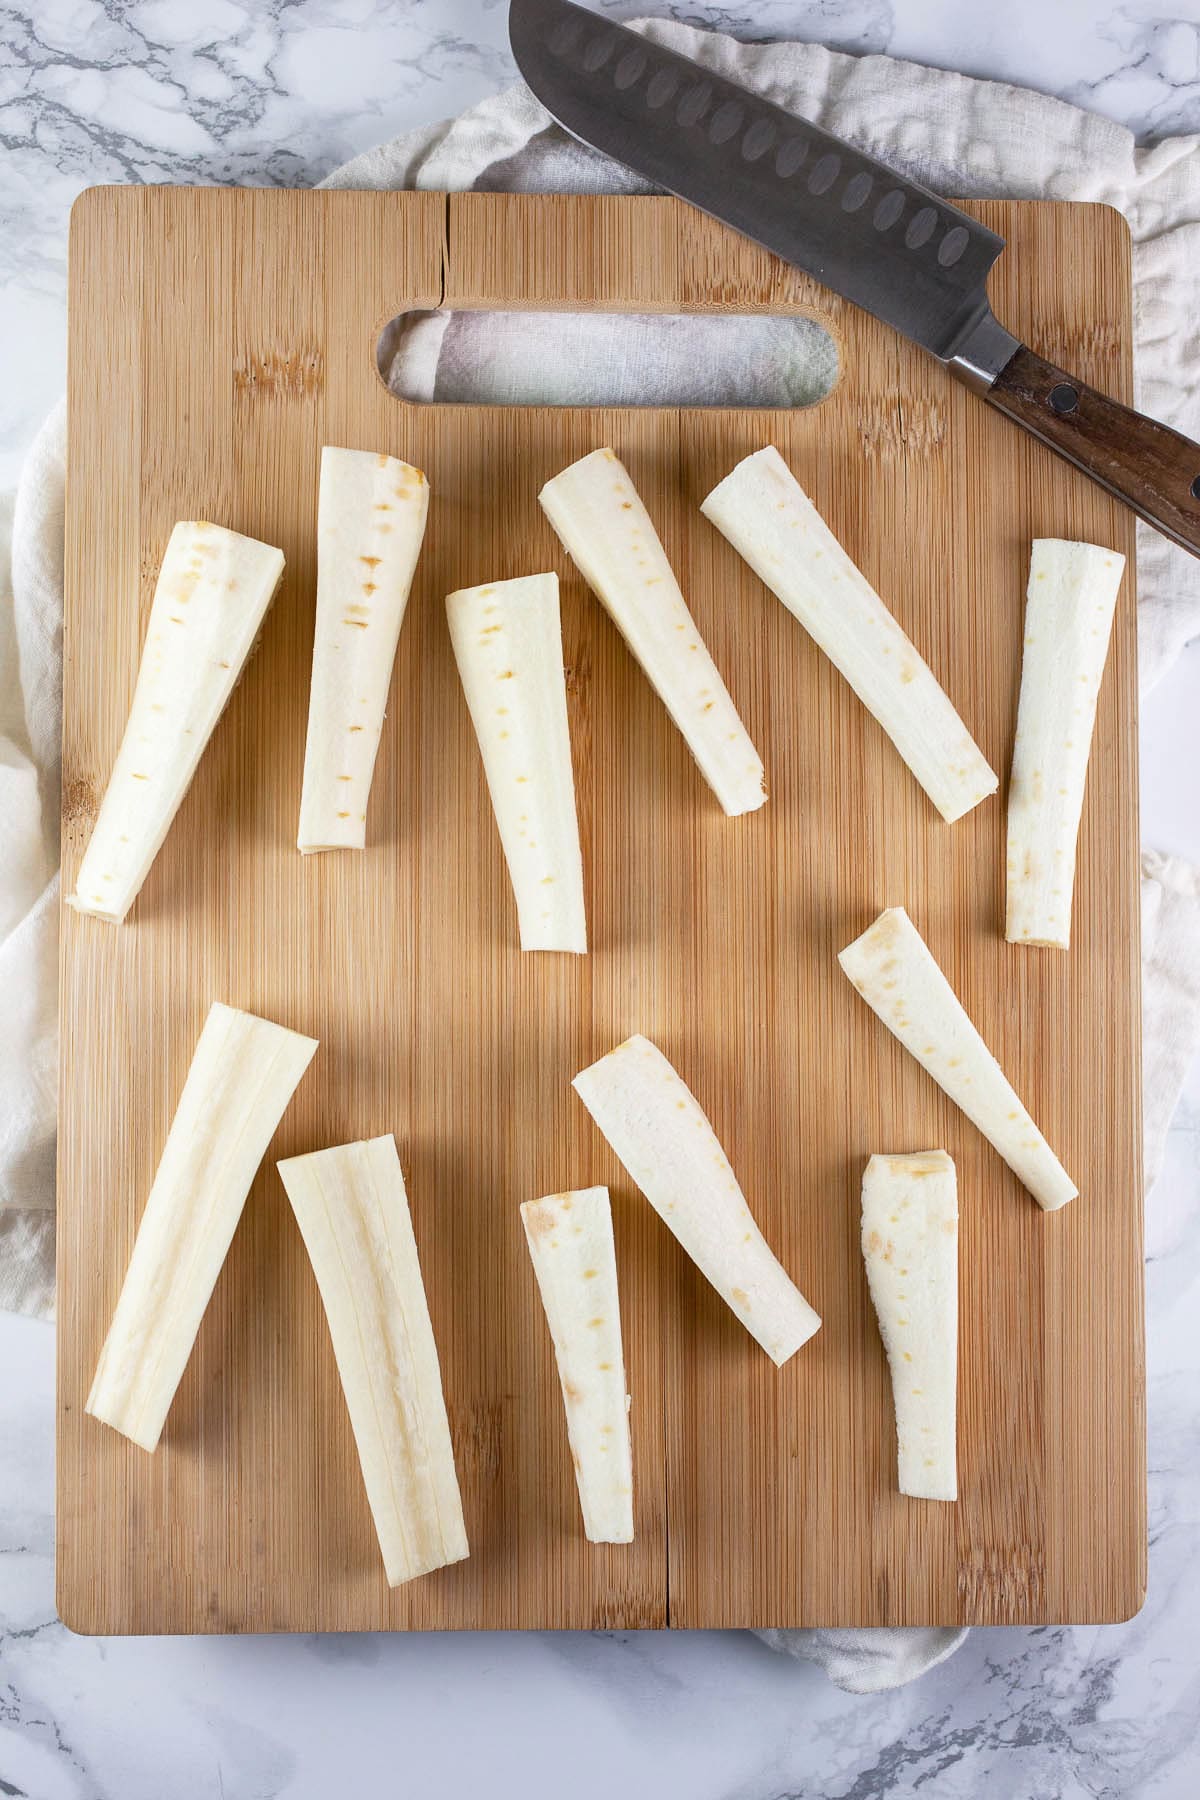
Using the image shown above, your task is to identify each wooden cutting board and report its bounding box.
[57,187,1144,1634]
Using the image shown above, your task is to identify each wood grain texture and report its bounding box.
[988,340,1200,558]
[58,188,1144,1634]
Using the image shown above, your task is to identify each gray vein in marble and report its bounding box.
[0,0,517,292]
[196,1708,296,1800]
[0,1673,95,1800]
[1065,8,1200,139]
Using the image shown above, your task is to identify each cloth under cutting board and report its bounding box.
[3,20,1200,1692]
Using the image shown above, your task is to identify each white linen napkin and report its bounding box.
[1,399,62,1319]
[3,22,1199,1693]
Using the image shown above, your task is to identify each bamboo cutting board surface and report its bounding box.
[58,187,1144,1634]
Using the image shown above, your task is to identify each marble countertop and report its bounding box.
[2,2,1199,1796]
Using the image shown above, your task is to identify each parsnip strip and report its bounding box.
[839,907,1076,1211]
[862,1151,958,1501]
[297,446,429,852]
[446,572,587,953]
[701,446,997,822]
[521,1187,633,1543]
[573,1035,820,1364]
[277,1135,469,1586]
[539,448,766,817]
[1006,538,1126,949]
[68,522,285,922]
[86,1003,318,1450]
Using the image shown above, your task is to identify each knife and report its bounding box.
[509,0,1200,559]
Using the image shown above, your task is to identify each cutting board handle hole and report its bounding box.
[376,309,838,409]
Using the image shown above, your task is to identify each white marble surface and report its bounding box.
[2,1,1200,1795]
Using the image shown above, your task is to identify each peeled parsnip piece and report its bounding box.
[839,908,1076,1211]
[521,1187,633,1544]
[573,1035,820,1364]
[297,446,429,852]
[701,446,997,823]
[1006,539,1126,949]
[862,1152,958,1502]
[539,448,766,817]
[86,1003,318,1450]
[446,573,587,953]
[68,522,285,922]
[277,1135,469,1587]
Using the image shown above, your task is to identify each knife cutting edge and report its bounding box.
[509,0,1200,559]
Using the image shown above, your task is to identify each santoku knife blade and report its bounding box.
[510,0,1200,558]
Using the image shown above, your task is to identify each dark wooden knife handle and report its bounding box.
[986,345,1200,557]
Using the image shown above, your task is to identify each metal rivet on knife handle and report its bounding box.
[987,346,1200,556]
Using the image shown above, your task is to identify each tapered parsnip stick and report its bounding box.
[573,1035,820,1363]
[839,908,1076,1211]
[446,573,587,953]
[297,447,429,852]
[862,1152,958,1501]
[86,1004,318,1450]
[521,1187,633,1543]
[701,446,997,823]
[68,523,285,922]
[1006,539,1126,949]
[539,448,766,817]
[277,1135,469,1587]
